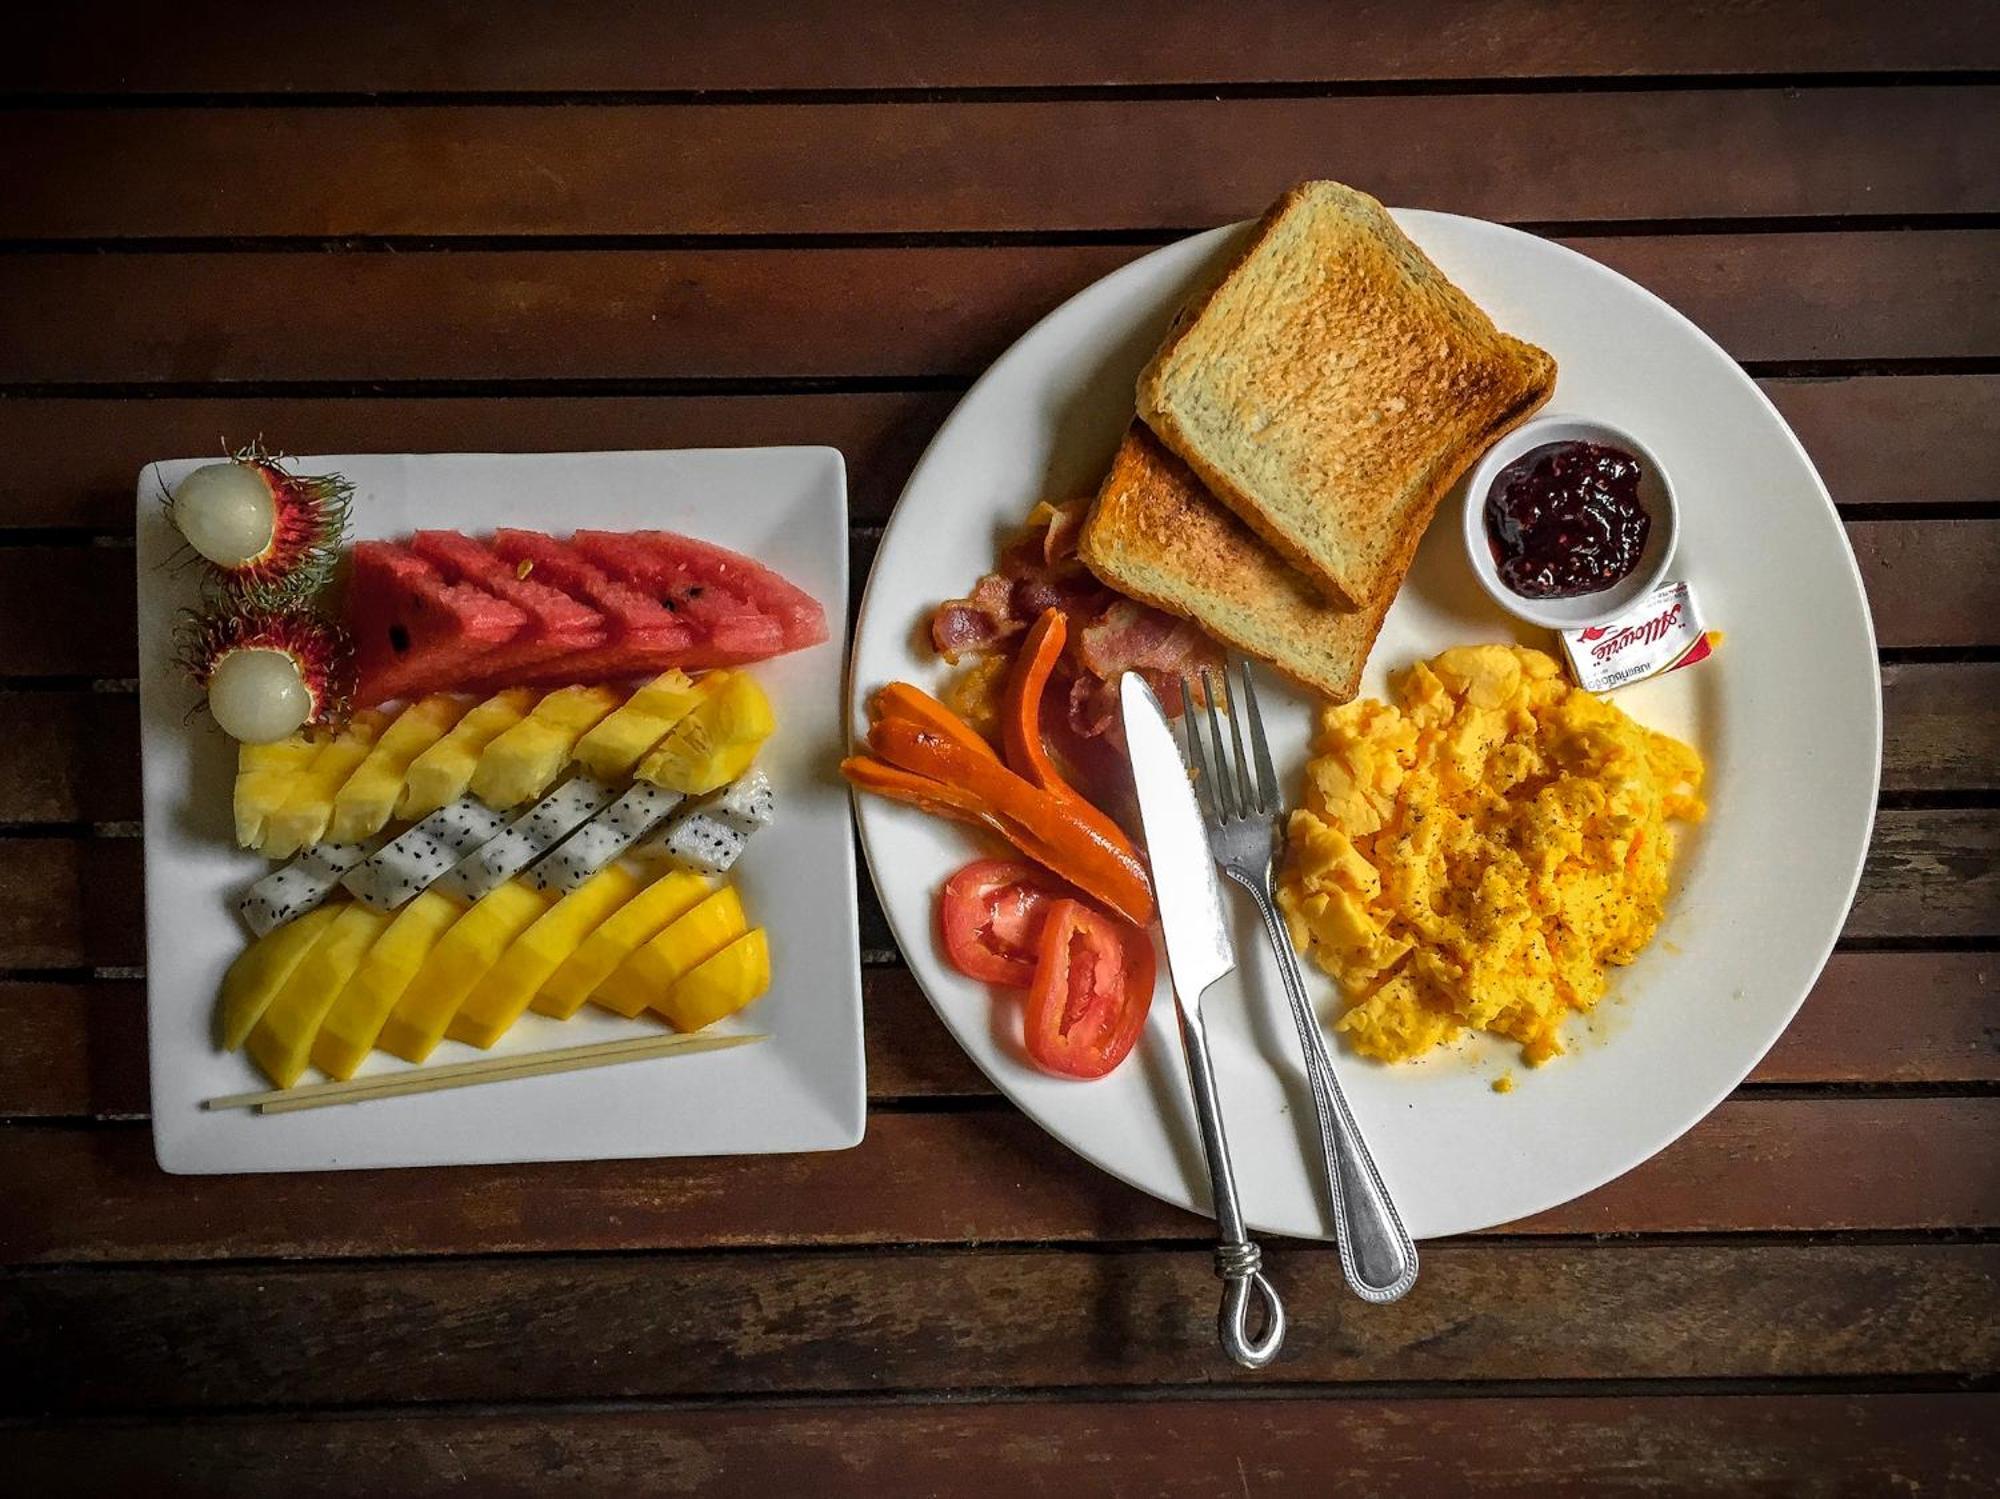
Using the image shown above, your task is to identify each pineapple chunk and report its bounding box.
[375,881,550,1062]
[594,885,746,1018]
[258,711,394,860]
[572,670,702,779]
[399,688,538,820]
[636,671,774,795]
[244,904,391,1088]
[234,735,325,850]
[655,927,771,1032]
[531,869,710,1020]
[310,890,466,1079]
[216,904,344,1051]
[327,695,471,844]
[471,685,623,808]
[447,865,645,1048]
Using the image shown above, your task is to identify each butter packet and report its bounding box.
[1559,581,1720,692]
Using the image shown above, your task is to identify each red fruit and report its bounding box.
[164,444,352,608]
[636,531,828,651]
[174,605,352,741]
[488,530,696,682]
[407,530,607,683]
[345,542,527,705]
[569,530,783,665]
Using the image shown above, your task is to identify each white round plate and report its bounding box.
[850,212,1880,1239]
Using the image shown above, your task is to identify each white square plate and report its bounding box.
[137,447,864,1174]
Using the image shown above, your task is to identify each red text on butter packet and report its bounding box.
[1559,581,1720,692]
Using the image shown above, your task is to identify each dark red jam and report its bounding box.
[1484,441,1651,599]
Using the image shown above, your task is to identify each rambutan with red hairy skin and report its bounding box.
[163,441,352,608]
[175,605,354,744]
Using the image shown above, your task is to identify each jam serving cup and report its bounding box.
[1461,413,1679,631]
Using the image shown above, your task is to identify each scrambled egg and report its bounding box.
[1279,645,1704,1066]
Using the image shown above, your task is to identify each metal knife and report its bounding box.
[1120,671,1285,1369]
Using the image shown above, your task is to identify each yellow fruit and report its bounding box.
[594,885,745,1018]
[375,881,549,1062]
[531,869,710,1020]
[572,670,702,779]
[310,890,465,1079]
[258,710,394,859]
[234,734,324,849]
[637,672,774,794]
[215,904,343,1050]
[399,688,538,820]
[655,927,770,1032]
[471,685,623,807]
[446,865,645,1048]
[326,695,470,844]
[244,904,390,1088]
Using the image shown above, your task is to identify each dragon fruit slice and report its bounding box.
[529,782,684,894]
[651,811,748,877]
[341,794,512,912]
[708,768,775,836]
[238,840,373,937]
[435,776,615,903]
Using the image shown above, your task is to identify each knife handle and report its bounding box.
[1245,875,1419,1304]
[1174,1000,1285,1369]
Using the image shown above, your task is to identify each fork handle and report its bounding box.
[1243,874,1419,1304]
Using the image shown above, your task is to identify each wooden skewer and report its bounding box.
[204,1031,767,1114]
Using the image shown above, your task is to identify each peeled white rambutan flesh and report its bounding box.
[175,606,353,744]
[209,647,315,743]
[171,461,278,570]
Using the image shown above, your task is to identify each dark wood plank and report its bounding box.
[2,1098,1993,1263]
[1852,520,2000,648]
[1881,663,2000,794]
[0,377,1989,532]
[4,948,1990,1122]
[6,89,1994,238]
[6,522,1987,690]
[0,392,958,531]
[11,0,1997,91]
[9,1394,1994,1498]
[2,1243,1991,1412]
[0,692,140,821]
[0,234,1991,386]
[0,807,1988,973]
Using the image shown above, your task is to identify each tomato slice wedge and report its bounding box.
[938,859,1067,986]
[1024,899,1156,1078]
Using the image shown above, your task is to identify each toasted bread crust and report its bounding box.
[1137,181,1556,609]
[1079,424,1392,703]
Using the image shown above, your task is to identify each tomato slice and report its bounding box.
[938,859,1067,986]
[1023,899,1156,1078]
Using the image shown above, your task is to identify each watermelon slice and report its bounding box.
[569,530,783,666]
[408,530,608,683]
[637,531,827,651]
[346,542,527,706]
[489,530,697,682]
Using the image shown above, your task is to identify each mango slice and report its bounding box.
[655,927,770,1032]
[447,864,644,1048]
[244,904,391,1087]
[376,881,550,1062]
[530,869,711,1020]
[216,904,344,1051]
[593,885,746,1018]
[310,890,465,1079]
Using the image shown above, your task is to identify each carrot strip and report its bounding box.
[867,718,1153,926]
[870,682,999,760]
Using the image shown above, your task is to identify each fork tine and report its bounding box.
[1179,675,1215,819]
[1200,668,1238,821]
[1239,658,1279,816]
[1220,657,1255,818]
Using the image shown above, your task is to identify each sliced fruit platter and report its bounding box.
[137,446,863,1174]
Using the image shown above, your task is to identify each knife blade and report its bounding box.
[1120,672,1234,1008]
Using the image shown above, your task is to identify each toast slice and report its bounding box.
[1079,423,1392,703]
[1137,180,1556,608]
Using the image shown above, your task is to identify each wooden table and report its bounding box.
[2,4,1995,1492]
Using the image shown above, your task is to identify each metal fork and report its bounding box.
[1180,662,1419,1304]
